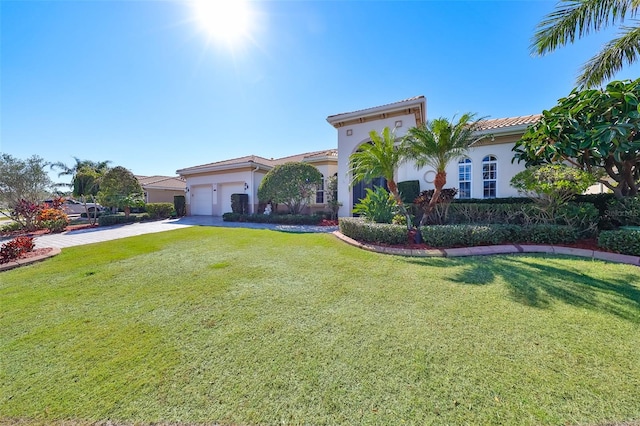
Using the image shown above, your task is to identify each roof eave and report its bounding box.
[326,96,426,127]
[177,161,272,176]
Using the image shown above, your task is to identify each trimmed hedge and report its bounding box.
[451,197,534,205]
[339,218,407,245]
[339,218,580,247]
[222,212,323,225]
[421,224,579,248]
[145,203,174,219]
[98,213,150,226]
[598,229,640,256]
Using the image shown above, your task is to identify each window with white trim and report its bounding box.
[316,174,325,203]
[458,158,472,199]
[482,155,497,198]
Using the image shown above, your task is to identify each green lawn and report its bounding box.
[1,227,639,425]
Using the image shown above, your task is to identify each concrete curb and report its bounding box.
[332,231,640,267]
[0,247,62,272]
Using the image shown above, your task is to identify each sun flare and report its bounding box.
[191,0,253,46]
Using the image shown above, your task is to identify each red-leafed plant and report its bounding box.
[0,236,36,264]
[10,199,42,231]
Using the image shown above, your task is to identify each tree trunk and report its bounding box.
[419,171,446,227]
[387,179,413,230]
[124,206,131,218]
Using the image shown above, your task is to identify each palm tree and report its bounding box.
[532,0,640,88]
[349,127,412,229]
[402,113,487,226]
[51,158,111,224]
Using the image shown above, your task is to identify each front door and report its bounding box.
[352,177,387,216]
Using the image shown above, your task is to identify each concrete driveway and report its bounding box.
[33,216,338,249]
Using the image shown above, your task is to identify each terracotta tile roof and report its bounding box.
[476,114,541,131]
[136,175,186,190]
[177,149,337,174]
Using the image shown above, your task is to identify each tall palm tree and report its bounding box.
[532,0,640,88]
[51,158,111,223]
[402,113,487,226]
[349,127,412,229]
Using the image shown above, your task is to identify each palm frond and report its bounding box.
[577,22,640,87]
[532,0,637,56]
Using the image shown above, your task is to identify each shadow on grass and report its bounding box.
[403,255,640,323]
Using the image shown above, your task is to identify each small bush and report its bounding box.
[450,197,533,205]
[1,221,24,233]
[339,217,407,245]
[145,203,174,219]
[397,180,421,204]
[231,194,249,214]
[174,195,186,217]
[598,229,640,256]
[37,208,69,233]
[606,197,640,226]
[222,212,323,225]
[98,214,139,226]
[0,236,35,264]
[554,202,599,237]
[352,186,397,223]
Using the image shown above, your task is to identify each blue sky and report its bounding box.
[3,0,640,184]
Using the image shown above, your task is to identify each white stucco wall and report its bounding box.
[336,114,419,217]
[399,141,527,199]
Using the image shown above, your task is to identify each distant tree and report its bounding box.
[532,0,640,88]
[98,166,144,217]
[51,157,111,224]
[258,162,322,214]
[0,153,53,216]
[513,79,640,198]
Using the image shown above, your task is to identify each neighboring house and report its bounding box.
[135,175,186,204]
[326,96,542,217]
[176,150,338,216]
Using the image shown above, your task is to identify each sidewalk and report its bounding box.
[33,216,338,249]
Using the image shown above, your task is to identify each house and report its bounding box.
[176,150,338,216]
[326,96,542,217]
[135,175,186,204]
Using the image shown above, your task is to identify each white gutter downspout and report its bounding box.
[251,165,260,214]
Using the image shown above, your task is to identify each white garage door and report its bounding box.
[219,183,245,215]
[191,185,213,215]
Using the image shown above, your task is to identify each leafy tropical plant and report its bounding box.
[402,114,487,225]
[510,164,596,218]
[352,186,397,223]
[258,162,322,215]
[349,127,412,229]
[532,0,640,88]
[513,79,640,198]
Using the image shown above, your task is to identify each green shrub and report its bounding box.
[222,212,323,225]
[352,186,396,223]
[397,180,421,204]
[173,195,186,217]
[419,224,579,248]
[606,196,640,226]
[339,217,407,245]
[598,229,640,256]
[554,202,599,237]
[145,203,174,219]
[98,214,139,226]
[1,221,24,233]
[443,203,539,225]
[450,197,533,205]
[231,193,249,214]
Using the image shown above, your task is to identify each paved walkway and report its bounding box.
[33,216,338,249]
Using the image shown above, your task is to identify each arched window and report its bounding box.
[482,155,497,198]
[458,158,472,199]
[316,174,325,204]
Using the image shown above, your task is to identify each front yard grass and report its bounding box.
[1,227,639,425]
